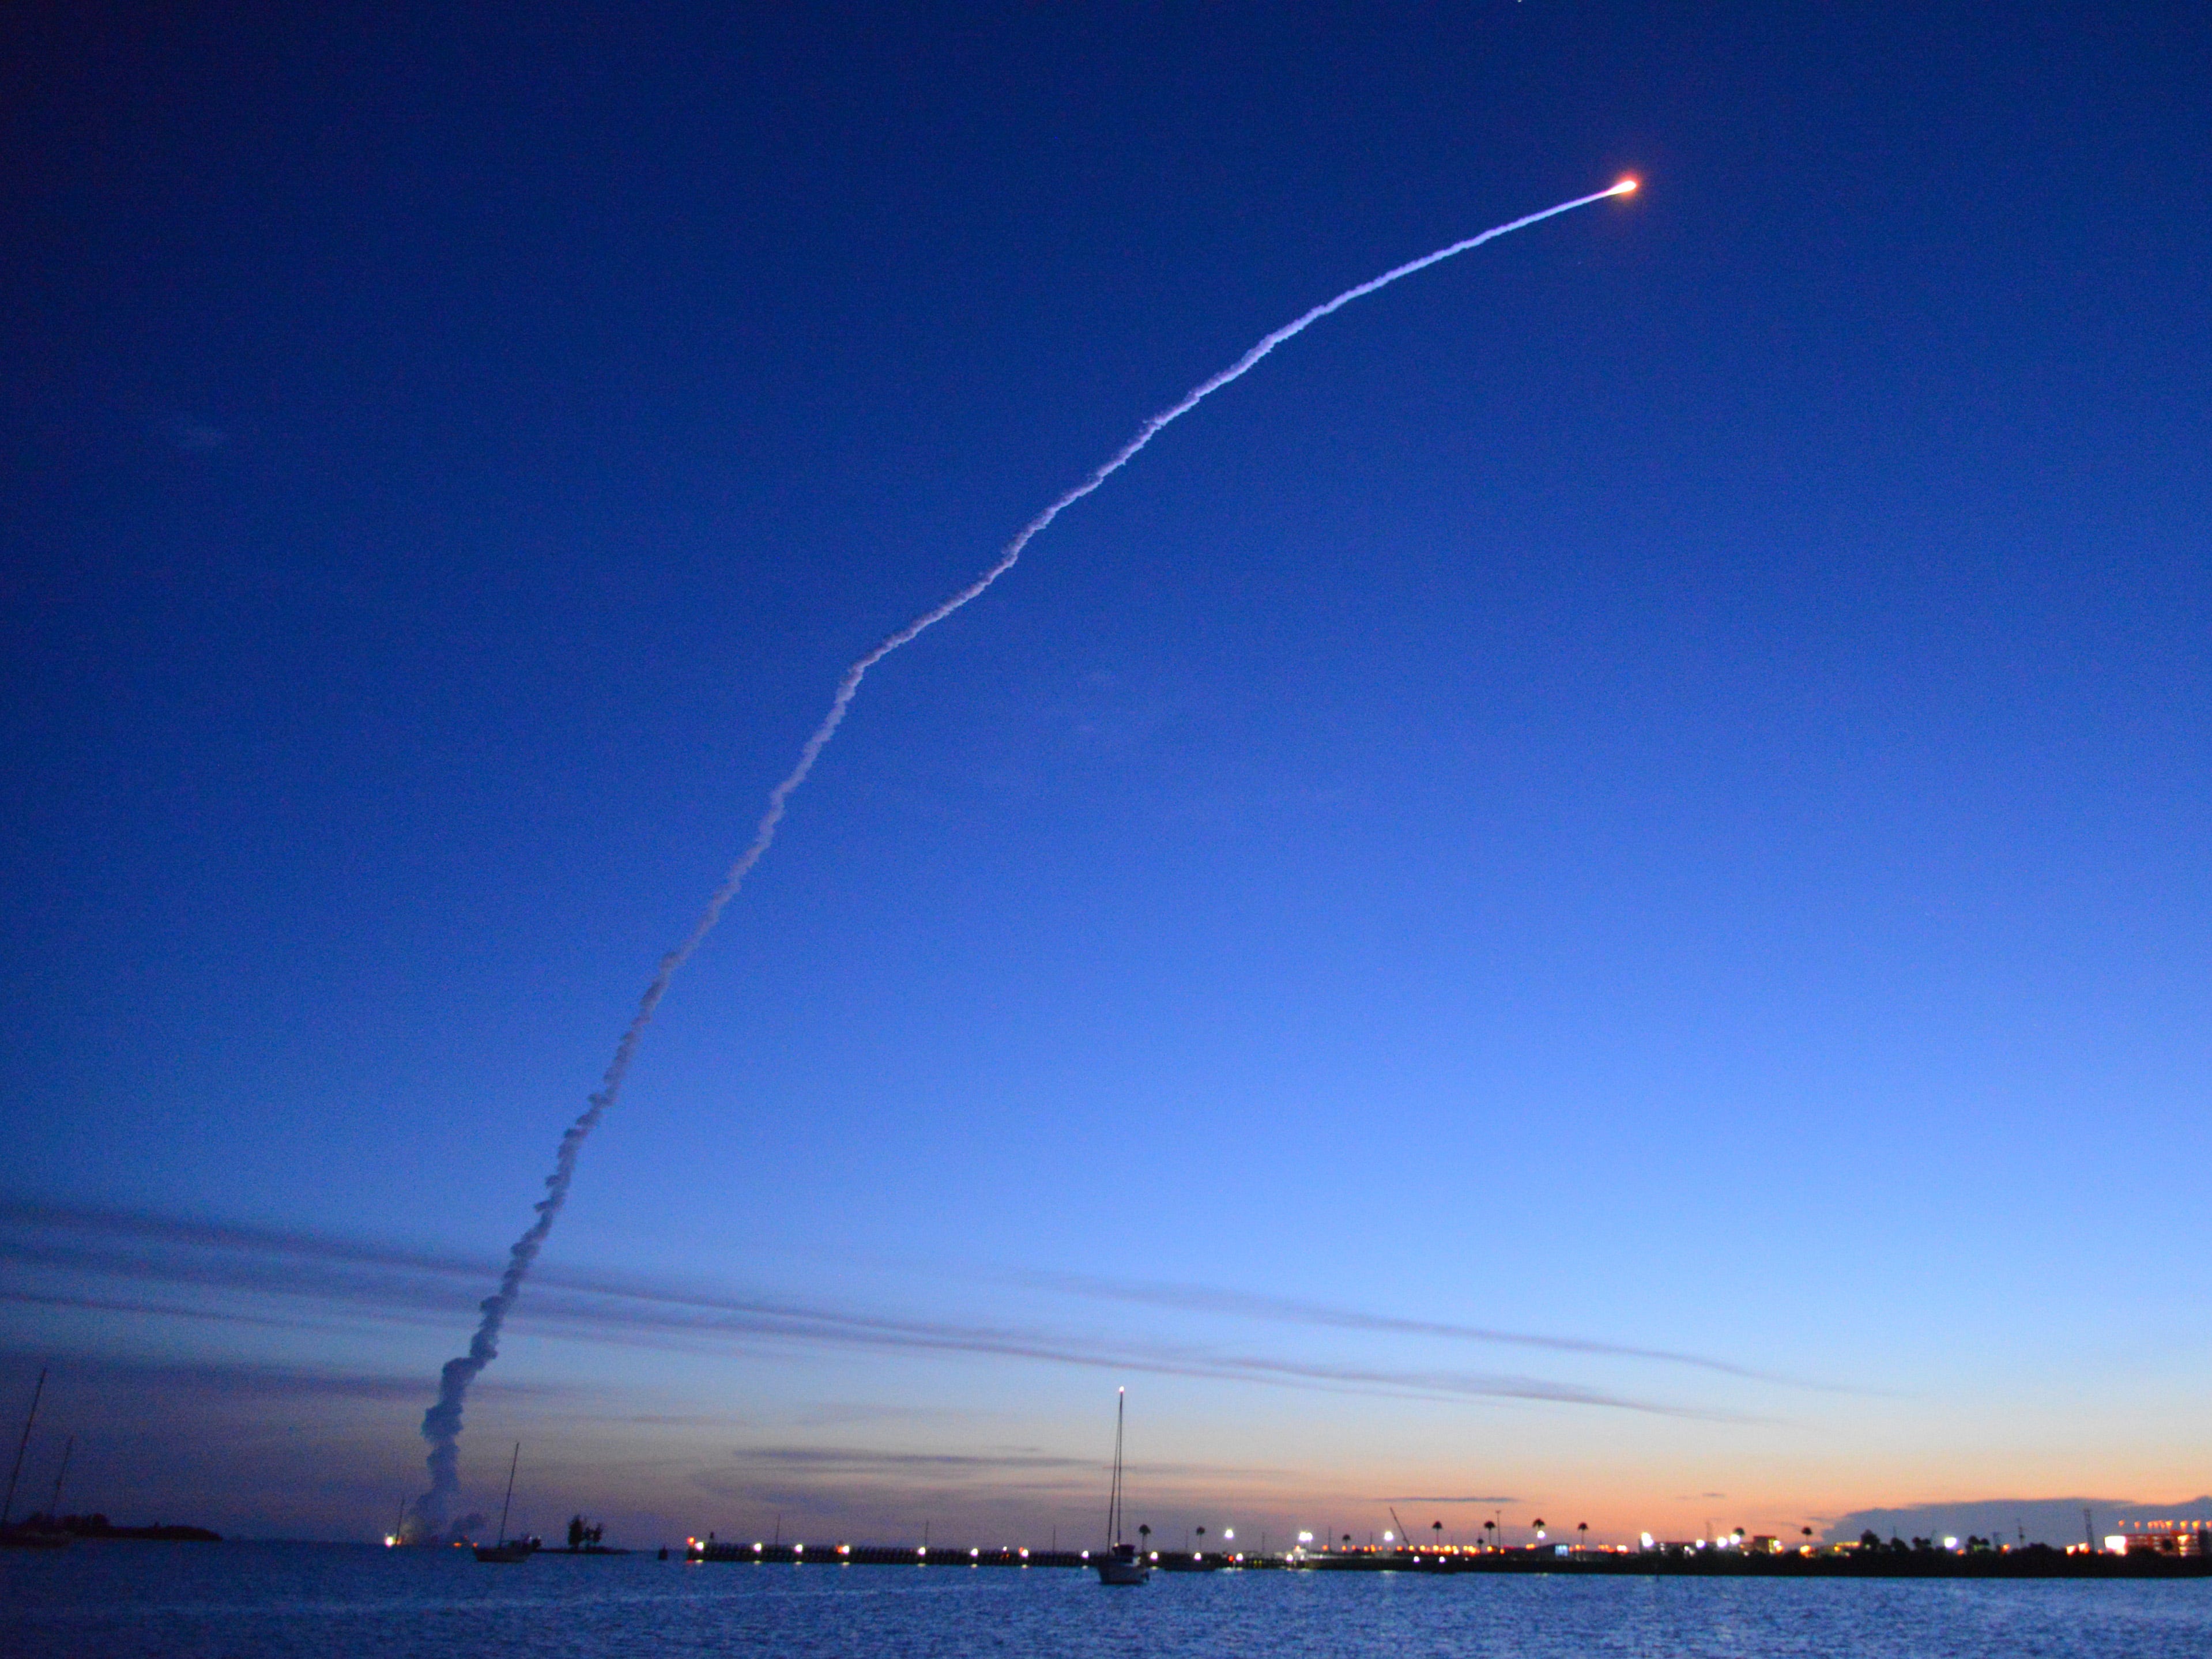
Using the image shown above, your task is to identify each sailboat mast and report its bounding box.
[47,1435,73,1521]
[2,1365,47,1528]
[497,1443,519,1547]
[1107,1388,1125,1547]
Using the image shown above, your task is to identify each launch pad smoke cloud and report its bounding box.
[408,178,1637,1536]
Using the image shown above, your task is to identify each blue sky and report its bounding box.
[3,3,2210,1545]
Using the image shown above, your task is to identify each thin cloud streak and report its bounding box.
[724,1446,1265,1483]
[732,1446,1099,1472]
[1026,1270,1833,1390]
[691,1446,1303,1523]
[0,1289,324,1334]
[0,1347,547,1407]
[2,1200,1757,1420]
[1,1199,493,1279]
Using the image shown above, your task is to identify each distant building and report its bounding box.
[2116,1521,2210,1556]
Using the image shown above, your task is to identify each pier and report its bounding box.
[684,1539,2212,1578]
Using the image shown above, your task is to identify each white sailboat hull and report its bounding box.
[1094,1553,1151,1585]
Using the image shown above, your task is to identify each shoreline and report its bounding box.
[682,1541,2212,1579]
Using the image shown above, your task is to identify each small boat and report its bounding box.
[473,1443,534,1563]
[1092,1389,1150,1586]
[1,1368,71,1550]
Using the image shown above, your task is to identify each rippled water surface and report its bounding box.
[8,1544,2212,1658]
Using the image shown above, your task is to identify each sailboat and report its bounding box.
[1,1367,70,1549]
[473,1443,534,1562]
[1092,1389,1150,1586]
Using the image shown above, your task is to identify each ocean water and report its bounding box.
[6,1544,2211,1658]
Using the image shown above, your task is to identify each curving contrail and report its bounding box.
[407,178,1638,1537]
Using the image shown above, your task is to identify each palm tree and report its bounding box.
[1138,1524,1151,1556]
[1194,1525,1206,1557]
[1577,1522,1589,1551]
[1482,1519,1496,1550]
[1431,1520,1443,1551]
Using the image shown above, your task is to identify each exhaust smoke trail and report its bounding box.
[406,178,1637,1537]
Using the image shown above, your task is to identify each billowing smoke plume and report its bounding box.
[405,180,1634,1537]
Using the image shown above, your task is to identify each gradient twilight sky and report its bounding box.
[3,3,2210,1548]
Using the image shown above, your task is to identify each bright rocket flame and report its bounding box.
[1612,178,1639,195]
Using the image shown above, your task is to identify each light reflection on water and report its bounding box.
[7,1543,2211,1658]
